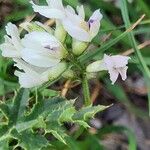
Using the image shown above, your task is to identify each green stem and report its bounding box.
[82,73,91,106]
[69,51,91,106]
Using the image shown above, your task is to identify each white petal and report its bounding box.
[89,20,100,40]
[77,5,85,19]
[5,23,22,50]
[6,23,19,40]
[14,58,48,74]
[65,9,82,25]
[103,54,130,83]
[89,9,103,21]
[62,19,91,42]
[14,59,67,88]
[14,59,49,88]
[66,5,76,14]
[108,68,119,84]
[23,31,59,46]
[31,1,65,19]
[89,10,103,40]
[15,71,46,88]
[103,54,114,69]
[21,37,42,50]
[21,48,61,68]
[21,31,63,67]
[104,54,130,69]
[47,0,64,10]
[4,35,12,44]
[118,67,128,81]
[0,43,20,58]
[111,55,130,68]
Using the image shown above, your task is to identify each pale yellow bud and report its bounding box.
[20,21,53,34]
[55,20,67,43]
[72,39,88,56]
[62,69,75,79]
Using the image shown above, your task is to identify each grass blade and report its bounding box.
[120,0,150,116]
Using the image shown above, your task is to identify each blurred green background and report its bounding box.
[0,0,150,149]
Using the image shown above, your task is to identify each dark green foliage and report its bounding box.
[0,89,108,149]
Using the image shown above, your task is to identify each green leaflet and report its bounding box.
[46,122,67,145]
[41,89,60,98]
[11,88,30,123]
[0,89,108,149]
[72,105,109,121]
[11,129,49,150]
[0,88,30,141]
[0,139,9,150]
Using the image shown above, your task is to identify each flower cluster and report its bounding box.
[0,22,67,88]
[0,0,130,88]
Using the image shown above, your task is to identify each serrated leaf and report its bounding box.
[11,129,49,150]
[73,105,109,121]
[25,97,66,121]
[74,120,90,128]
[0,89,30,142]
[0,126,10,141]
[16,116,46,132]
[0,139,9,150]
[50,130,67,145]
[59,107,76,123]
[15,97,74,132]
[45,100,75,125]
[46,122,67,145]
[0,103,10,120]
[10,88,29,124]
[0,88,108,147]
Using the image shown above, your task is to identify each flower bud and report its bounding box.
[20,21,53,34]
[54,20,67,43]
[86,60,105,73]
[87,72,97,79]
[62,69,75,79]
[44,62,68,81]
[72,39,88,56]
[60,47,68,59]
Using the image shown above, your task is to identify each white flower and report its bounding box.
[31,0,65,19]
[103,54,130,84]
[63,6,103,42]
[14,59,49,88]
[21,31,67,68]
[0,23,22,58]
[14,59,67,88]
[31,1,103,42]
[86,54,130,84]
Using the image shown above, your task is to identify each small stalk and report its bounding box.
[82,73,91,106]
